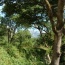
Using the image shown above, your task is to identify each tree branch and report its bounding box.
[44,0,57,34]
[57,0,65,29]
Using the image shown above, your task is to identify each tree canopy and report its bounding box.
[0,0,65,65]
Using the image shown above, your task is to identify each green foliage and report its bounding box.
[0,0,65,65]
[12,30,32,46]
[0,24,7,36]
[0,28,52,65]
[0,46,31,65]
[0,47,13,65]
[0,24,8,45]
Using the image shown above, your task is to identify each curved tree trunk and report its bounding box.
[51,32,62,65]
[44,0,64,65]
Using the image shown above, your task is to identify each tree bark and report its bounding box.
[8,28,11,43]
[44,0,65,65]
[51,32,62,65]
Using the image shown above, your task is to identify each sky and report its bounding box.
[29,27,40,38]
[0,6,40,38]
[0,5,5,17]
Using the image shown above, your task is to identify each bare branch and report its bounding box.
[44,0,57,34]
[57,0,65,29]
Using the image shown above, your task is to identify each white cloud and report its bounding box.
[29,28,40,38]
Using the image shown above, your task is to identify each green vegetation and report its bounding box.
[0,26,65,65]
[0,0,65,65]
[0,29,50,65]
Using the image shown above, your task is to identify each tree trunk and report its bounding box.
[39,29,42,37]
[8,28,11,43]
[51,32,62,65]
